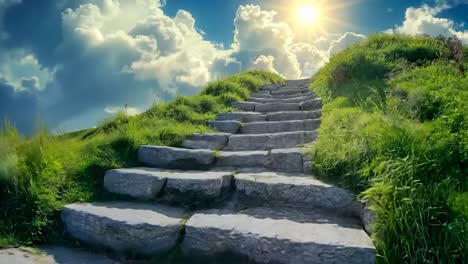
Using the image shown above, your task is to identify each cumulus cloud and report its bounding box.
[253,55,278,74]
[0,1,366,133]
[104,106,142,116]
[230,4,301,79]
[391,2,468,43]
[328,32,367,56]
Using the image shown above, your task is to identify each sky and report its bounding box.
[0,0,467,134]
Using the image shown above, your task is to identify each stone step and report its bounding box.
[267,110,322,121]
[270,88,311,96]
[285,78,310,85]
[207,121,241,134]
[232,99,321,113]
[231,101,256,111]
[255,102,300,112]
[240,119,320,134]
[216,112,266,122]
[215,111,321,122]
[301,98,323,111]
[234,173,358,216]
[139,146,214,169]
[62,202,186,255]
[247,95,316,104]
[251,91,316,100]
[181,133,230,150]
[217,148,308,173]
[139,146,310,173]
[182,207,375,264]
[224,131,317,151]
[104,168,232,205]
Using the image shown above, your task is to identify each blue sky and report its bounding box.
[0,0,467,134]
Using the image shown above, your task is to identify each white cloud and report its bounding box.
[230,4,301,79]
[290,43,328,76]
[104,105,142,116]
[391,2,468,44]
[328,32,367,56]
[1,1,368,133]
[253,55,278,74]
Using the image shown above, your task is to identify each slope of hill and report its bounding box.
[0,70,284,247]
[310,34,467,263]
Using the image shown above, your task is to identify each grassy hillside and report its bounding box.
[311,34,467,263]
[0,70,284,247]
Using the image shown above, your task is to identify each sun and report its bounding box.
[297,4,320,24]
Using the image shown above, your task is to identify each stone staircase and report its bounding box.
[61,79,375,263]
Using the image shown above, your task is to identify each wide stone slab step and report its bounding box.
[104,168,232,205]
[217,148,308,173]
[224,131,317,151]
[181,133,230,150]
[207,121,240,134]
[62,202,186,255]
[139,146,214,169]
[215,111,322,122]
[231,101,256,111]
[240,119,320,134]
[234,173,358,216]
[139,146,310,173]
[270,88,310,96]
[182,207,375,264]
[234,99,321,113]
[255,102,300,112]
[247,95,316,104]
[250,91,314,99]
[216,112,266,122]
[266,110,321,121]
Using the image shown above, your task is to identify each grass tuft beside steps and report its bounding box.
[310,34,468,263]
[0,70,284,247]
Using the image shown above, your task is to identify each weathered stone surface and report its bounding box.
[255,90,271,94]
[240,119,320,134]
[249,92,271,98]
[62,202,186,255]
[181,133,230,150]
[266,91,315,99]
[286,79,310,86]
[234,173,357,215]
[104,168,233,202]
[247,95,316,104]
[207,121,241,134]
[266,110,322,121]
[269,148,304,173]
[182,207,375,264]
[262,83,283,91]
[303,160,313,174]
[216,112,266,122]
[271,88,305,96]
[224,131,317,151]
[232,102,256,111]
[300,98,323,110]
[104,168,166,199]
[139,146,214,169]
[163,171,232,202]
[216,151,270,168]
[255,102,300,112]
[0,247,119,264]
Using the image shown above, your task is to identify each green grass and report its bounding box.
[0,70,284,248]
[310,34,467,263]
